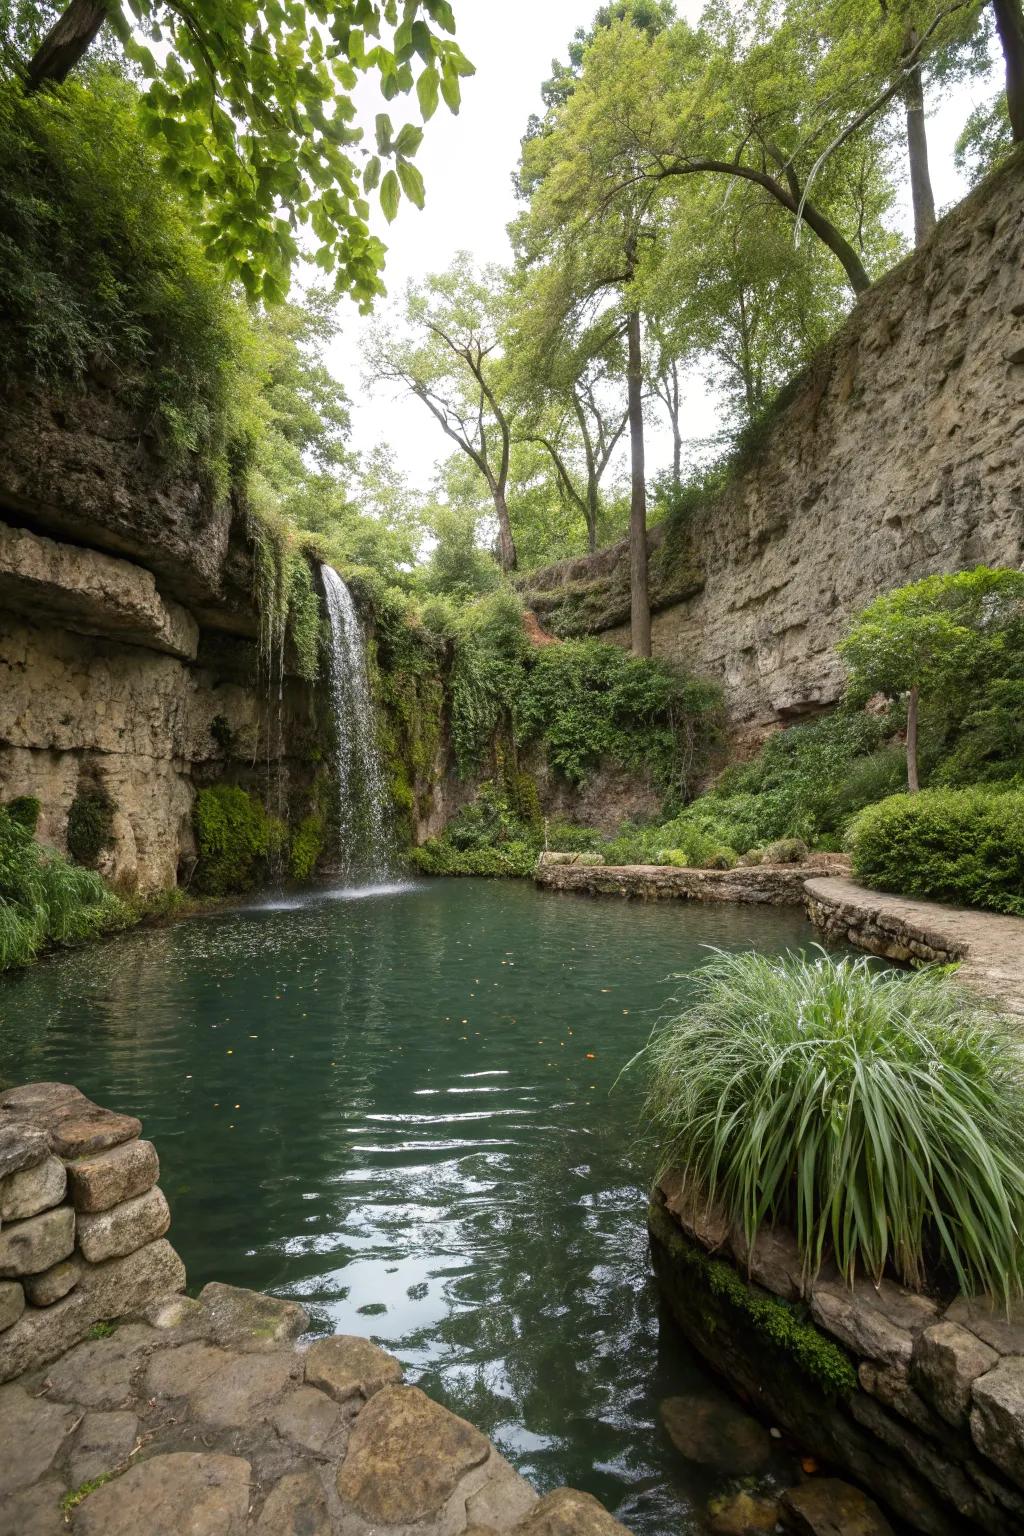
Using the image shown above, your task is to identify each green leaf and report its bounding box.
[374,113,393,154]
[379,168,401,222]
[394,122,423,156]
[417,66,439,120]
[440,68,460,113]
[396,158,425,208]
[363,155,382,192]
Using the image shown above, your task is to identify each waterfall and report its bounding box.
[320,565,392,881]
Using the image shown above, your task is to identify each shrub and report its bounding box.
[763,837,808,865]
[633,949,1024,1300]
[848,788,1024,916]
[66,783,114,867]
[5,796,40,833]
[410,838,536,878]
[0,808,125,970]
[192,786,285,896]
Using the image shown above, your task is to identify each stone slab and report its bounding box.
[45,1324,160,1409]
[76,1185,169,1263]
[254,1469,330,1535]
[0,1204,75,1278]
[0,1155,66,1221]
[68,1409,139,1486]
[0,1382,76,1496]
[72,1451,252,1536]
[195,1281,308,1352]
[65,1140,158,1214]
[337,1384,491,1523]
[267,1385,347,1456]
[0,1477,66,1536]
[809,1279,937,1368]
[303,1333,403,1403]
[781,1478,895,1535]
[187,1349,301,1429]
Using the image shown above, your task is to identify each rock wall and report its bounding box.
[0,1081,186,1382]
[525,151,1024,743]
[650,1179,1024,1536]
[0,387,326,890]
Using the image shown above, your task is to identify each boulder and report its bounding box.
[708,1490,782,1535]
[76,1186,169,1263]
[25,1255,82,1307]
[0,1204,75,1278]
[194,1282,308,1352]
[303,1334,403,1404]
[513,1488,630,1534]
[912,1321,998,1427]
[970,1355,1024,1484]
[0,1155,65,1220]
[72,1452,252,1536]
[659,1391,772,1474]
[65,1140,158,1214]
[780,1478,895,1536]
[1,1084,141,1160]
[337,1384,491,1523]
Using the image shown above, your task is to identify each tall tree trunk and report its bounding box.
[493,485,518,574]
[903,30,936,245]
[586,482,598,554]
[994,0,1024,141]
[26,0,107,90]
[906,684,920,793]
[626,307,651,659]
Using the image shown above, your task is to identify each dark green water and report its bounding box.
[0,878,814,1531]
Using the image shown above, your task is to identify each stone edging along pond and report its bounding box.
[0,1082,630,1536]
[535,861,1024,1022]
[650,1175,1024,1536]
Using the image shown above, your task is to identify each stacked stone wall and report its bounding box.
[652,1175,1024,1535]
[0,1082,185,1382]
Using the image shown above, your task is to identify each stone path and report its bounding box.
[0,1282,628,1536]
[805,877,1024,1018]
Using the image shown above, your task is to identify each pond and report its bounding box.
[0,877,815,1533]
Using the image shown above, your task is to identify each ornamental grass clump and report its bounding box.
[636,949,1024,1303]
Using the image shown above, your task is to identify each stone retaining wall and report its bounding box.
[651,1174,1024,1535]
[0,1082,185,1382]
[804,876,1024,1018]
[535,860,847,905]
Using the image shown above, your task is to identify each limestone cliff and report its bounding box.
[524,151,1024,743]
[0,384,324,891]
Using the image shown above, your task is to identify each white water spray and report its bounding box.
[320,565,393,881]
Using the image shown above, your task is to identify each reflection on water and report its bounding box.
[0,878,813,1532]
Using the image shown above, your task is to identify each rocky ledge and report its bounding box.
[651,1173,1024,1535]
[535,858,849,906]
[0,1084,629,1536]
[0,1283,629,1536]
[805,877,1024,1018]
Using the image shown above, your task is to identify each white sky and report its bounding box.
[320,1,1000,494]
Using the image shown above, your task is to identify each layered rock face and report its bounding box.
[0,389,322,890]
[525,150,1024,742]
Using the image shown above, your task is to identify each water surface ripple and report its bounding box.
[0,878,813,1531]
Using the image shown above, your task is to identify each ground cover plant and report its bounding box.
[0,806,126,971]
[849,787,1024,916]
[633,949,1024,1302]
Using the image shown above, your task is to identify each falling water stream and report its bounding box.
[321,564,393,881]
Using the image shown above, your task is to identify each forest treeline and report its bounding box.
[1,0,1021,654]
